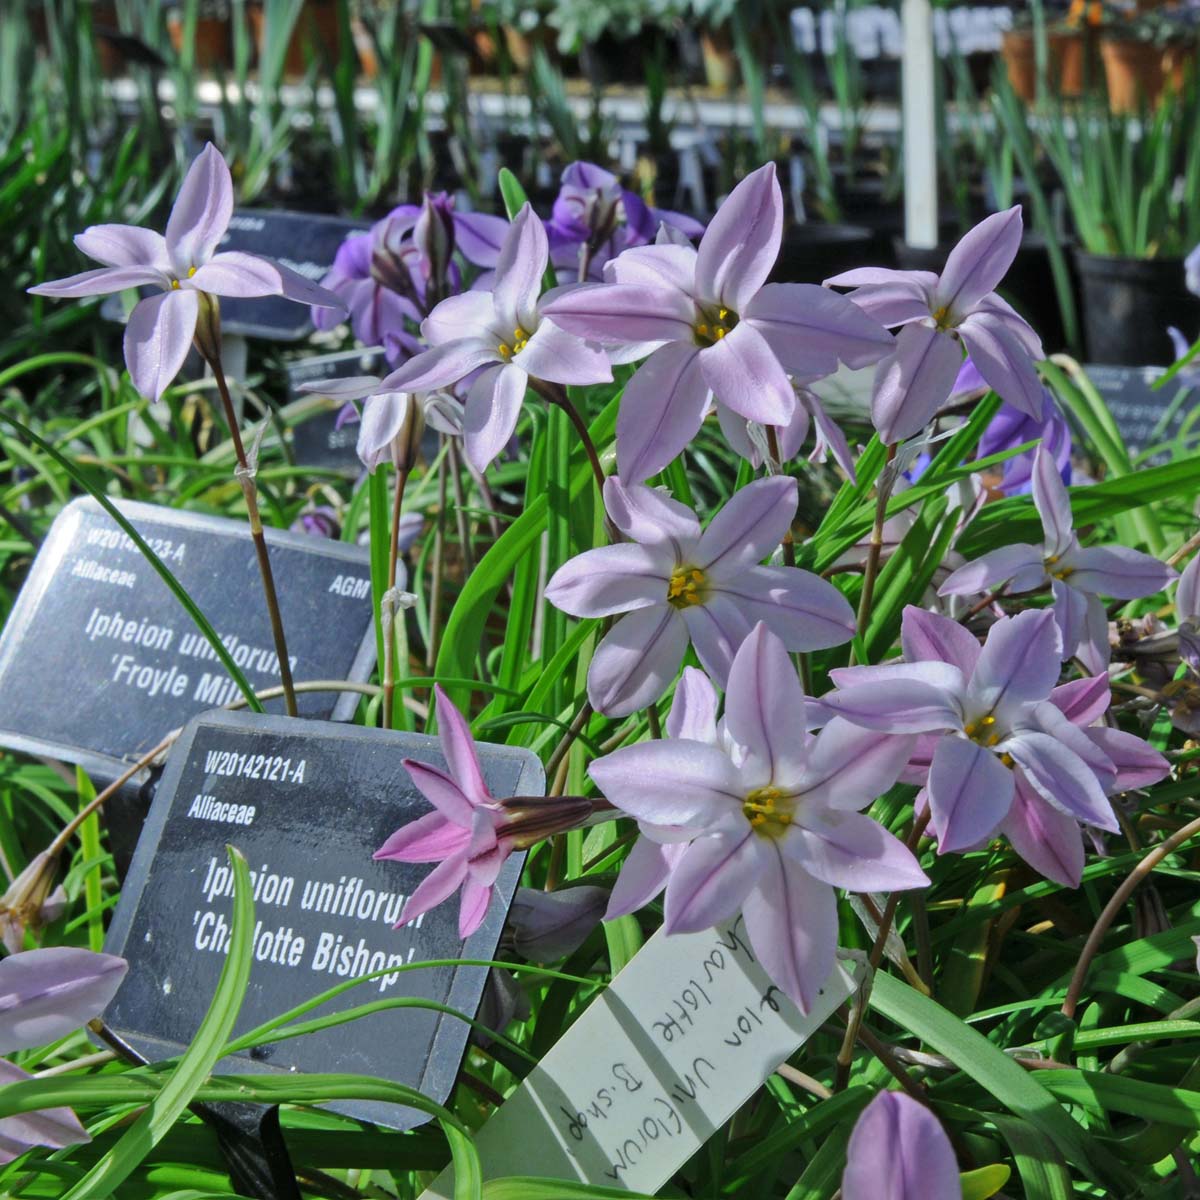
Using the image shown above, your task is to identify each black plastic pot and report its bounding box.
[1074,251,1200,366]
[771,222,877,285]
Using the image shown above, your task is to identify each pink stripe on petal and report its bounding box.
[663,825,761,934]
[165,143,233,273]
[123,289,199,403]
[402,759,475,825]
[374,812,472,863]
[397,856,469,927]
[696,476,797,576]
[587,605,689,717]
[433,684,490,807]
[927,735,1014,853]
[545,543,672,619]
[698,322,795,426]
[694,163,782,312]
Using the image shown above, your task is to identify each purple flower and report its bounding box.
[544,163,894,482]
[886,621,1168,884]
[0,947,129,1163]
[718,381,858,479]
[507,885,609,961]
[592,624,926,1012]
[314,193,509,347]
[375,685,514,938]
[29,144,345,401]
[940,447,1176,672]
[1177,555,1200,672]
[825,606,1122,857]
[546,161,704,281]
[957,358,1072,496]
[298,373,463,472]
[385,204,613,472]
[290,505,340,539]
[827,208,1045,444]
[842,1091,961,1200]
[545,476,856,717]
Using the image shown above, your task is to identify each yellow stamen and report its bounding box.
[187,266,197,278]
[693,305,739,347]
[743,786,792,836]
[498,343,512,361]
[170,279,181,289]
[666,564,707,608]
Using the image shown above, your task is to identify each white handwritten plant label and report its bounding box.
[421,920,862,1197]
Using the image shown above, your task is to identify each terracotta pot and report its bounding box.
[166,14,232,69]
[1001,29,1038,101]
[89,1,124,76]
[1101,36,1164,112]
[1162,43,1195,94]
[699,26,738,92]
[1050,30,1085,95]
[249,0,344,76]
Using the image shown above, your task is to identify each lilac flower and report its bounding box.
[842,1091,961,1200]
[718,380,857,479]
[375,685,513,937]
[827,207,1045,444]
[956,358,1072,495]
[507,885,609,961]
[1178,555,1200,671]
[545,476,856,717]
[825,606,1122,856]
[0,947,129,1163]
[884,617,1168,884]
[546,161,704,281]
[298,374,463,472]
[314,193,509,347]
[544,163,894,482]
[940,447,1176,672]
[290,505,340,539]
[385,205,612,471]
[29,144,344,401]
[592,624,926,1012]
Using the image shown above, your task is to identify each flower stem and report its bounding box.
[201,343,299,717]
[1062,812,1200,1019]
[382,466,410,730]
[834,806,930,1091]
[529,378,607,499]
[427,446,449,672]
[849,442,898,666]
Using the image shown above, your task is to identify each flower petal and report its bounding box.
[1000,774,1085,888]
[0,948,128,1054]
[900,605,982,675]
[458,877,494,937]
[397,855,469,927]
[603,476,702,549]
[606,243,697,294]
[186,251,291,298]
[959,312,1045,417]
[842,1091,961,1200]
[681,593,755,687]
[615,341,710,483]
[822,677,964,733]
[1177,555,1200,622]
[542,283,695,346]
[785,809,928,892]
[719,565,857,651]
[698,321,795,425]
[400,759,475,827]
[1049,674,1112,726]
[606,838,687,919]
[387,338,500,393]
[938,543,1047,597]
[746,283,894,374]
[74,224,169,269]
[824,267,938,326]
[664,825,762,934]
[0,1060,90,1163]
[165,143,233,273]
[927,735,1014,853]
[589,738,745,826]
[666,666,720,743]
[514,318,612,386]
[464,363,525,473]
[1032,444,1075,557]
[493,205,547,331]
[374,811,473,863]
[1085,727,1170,792]
[723,622,807,784]
[453,211,510,267]
[1006,731,1118,831]
[545,543,672,618]
[742,844,837,1014]
[697,476,797,576]
[935,205,1023,317]
[968,608,1061,713]
[797,719,916,811]
[694,162,782,311]
[123,289,199,403]
[587,605,689,717]
[434,683,490,806]
[1065,544,1176,600]
[871,323,963,444]
[29,265,167,298]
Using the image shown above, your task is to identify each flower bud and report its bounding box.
[497,795,594,849]
[0,852,66,954]
[508,885,608,962]
[414,193,457,303]
[192,289,222,365]
[842,1091,961,1200]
